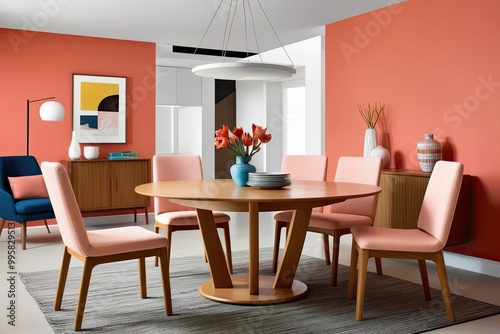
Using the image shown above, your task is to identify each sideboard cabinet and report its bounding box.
[61,159,150,223]
[374,169,471,247]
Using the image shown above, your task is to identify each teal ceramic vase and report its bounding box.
[230,156,256,186]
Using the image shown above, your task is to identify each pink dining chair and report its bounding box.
[272,155,328,272]
[348,160,464,322]
[153,155,233,273]
[273,156,383,287]
[40,162,172,331]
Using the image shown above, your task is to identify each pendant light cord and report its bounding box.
[192,0,294,67]
[192,0,225,59]
[255,0,294,66]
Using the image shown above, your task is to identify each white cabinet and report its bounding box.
[156,66,201,106]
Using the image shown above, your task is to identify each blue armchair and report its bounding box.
[0,155,55,250]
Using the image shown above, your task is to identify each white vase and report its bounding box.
[68,130,81,160]
[370,145,390,168]
[363,128,378,157]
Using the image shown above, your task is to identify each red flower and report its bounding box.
[214,123,272,158]
[215,125,230,138]
[232,127,244,139]
[214,136,228,149]
[252,123,272,145]
[241,132,253,146]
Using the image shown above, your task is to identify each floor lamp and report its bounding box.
[27,97,65,155]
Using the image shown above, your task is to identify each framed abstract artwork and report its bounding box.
[72,74,127,143]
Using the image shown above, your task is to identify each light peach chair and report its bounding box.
[348,160,464,322]
[153,155,233,273]
[272,155,328,272]
[40,162,172,331]
[273,156,383,287]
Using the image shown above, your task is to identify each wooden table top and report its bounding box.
[135,179,381,212]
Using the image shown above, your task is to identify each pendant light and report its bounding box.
[192,0,296,81]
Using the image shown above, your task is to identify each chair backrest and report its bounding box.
[0,155,42,193]
[152,155,203,215]
[41,162,91,256]
[281,155,328,213]
[417,161,463,248]
[329,156,382,220]
[281,155,328,181]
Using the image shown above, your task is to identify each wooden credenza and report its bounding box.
[61,159,150,223]
[374,169,471,247]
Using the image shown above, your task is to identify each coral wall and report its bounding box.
[0,28,156,221]
[325,0,500,261]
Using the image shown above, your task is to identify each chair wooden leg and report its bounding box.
[272,221,287,273]
[166,226,173,269]
[21,222,27,250]
[54,247,72,311]
[154,224,161,267]
[74,260,94,331]
[355,249,369,321]
[435,252,456,322]
[44,219,51,234]
[138,257,147,298]
[418,259,431,300]
[158,247,173,316]
[323,234,331,265]
[331,231,341,286]
[222,222,233,274]
[348,242,359,300]
[0,218,6,237]
[375,257,383,275]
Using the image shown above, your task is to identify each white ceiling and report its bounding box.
[1,0,404,58]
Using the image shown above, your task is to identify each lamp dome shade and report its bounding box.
[39,101,65,121]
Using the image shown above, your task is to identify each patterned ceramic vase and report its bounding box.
[417,133,442,172]
[230,156,256,186]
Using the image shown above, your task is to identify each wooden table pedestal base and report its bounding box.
[199,275,309,305]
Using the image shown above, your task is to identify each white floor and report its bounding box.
[1,212,499,333]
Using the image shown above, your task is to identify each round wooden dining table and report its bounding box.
[135,179,380,305]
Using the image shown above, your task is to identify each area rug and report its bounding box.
[20,248,500,334]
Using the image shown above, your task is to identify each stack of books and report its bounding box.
[107,152,139,160]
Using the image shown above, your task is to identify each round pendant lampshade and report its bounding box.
[39,101,65,121]
[192,62,296,81]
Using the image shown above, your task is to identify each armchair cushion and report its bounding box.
[8,175,49,199]
[14,198,53,215]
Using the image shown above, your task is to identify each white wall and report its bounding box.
[155,106,174,154]
[200,77,216,178]
[282,79,306,155]
[264,82,283,172]
[177,106,202,156]
[235,81,266,171]
[155,106,203,156]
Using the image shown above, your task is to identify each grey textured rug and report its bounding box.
[20,248,500,334]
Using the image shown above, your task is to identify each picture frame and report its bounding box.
[72,74,127,143]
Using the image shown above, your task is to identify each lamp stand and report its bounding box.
[26,97,55,156]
